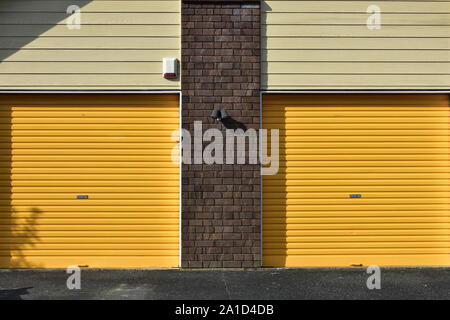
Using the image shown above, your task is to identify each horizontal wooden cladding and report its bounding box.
[0,38,179,49]
[263,94,450,267]
[262,1,450,89]
[0,1,181,90]
[0,25,180,37]
[0,13,180,24]
[263,75,450,88]
[264,62,450,74]
[264,25,450,37]
[263,13,450,25]
[0,50,180,62]
[0,94,180,268]
[264,38,450,50]
[0,62,169,74]
[263,1,450,14]
[0,1,180,13]
[263,50,450,62]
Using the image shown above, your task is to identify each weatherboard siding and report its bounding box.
[262,0,450,90]
[0,0,181,90]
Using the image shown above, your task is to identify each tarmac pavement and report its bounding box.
[0,267,449,300]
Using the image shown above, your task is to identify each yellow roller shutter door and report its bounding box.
[0,94,179,268]
[263,94,450,267]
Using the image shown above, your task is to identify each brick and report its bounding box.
[181,0,261,269]
[223,261,242,268]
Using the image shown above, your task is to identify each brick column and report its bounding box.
[181,0,261,268]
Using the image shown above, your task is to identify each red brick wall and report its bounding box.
[181,0,261,268]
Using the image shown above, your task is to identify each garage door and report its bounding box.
[0,94,179,268]
[263,94,450,267]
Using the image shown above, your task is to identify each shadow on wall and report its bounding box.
[262,96,288,267]
[221,117,247,131]
[0,99,43,268]
[0,0,93,62]
[260,1,272,90]
[0,0,94,267]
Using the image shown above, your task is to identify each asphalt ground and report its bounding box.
[0,267,449,300]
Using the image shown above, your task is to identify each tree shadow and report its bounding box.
[262,94,287,267]
[0,96,43,268]
[0,287,33,300]
[0,0,93,62]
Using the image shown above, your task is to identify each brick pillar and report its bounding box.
[181,0,261,268]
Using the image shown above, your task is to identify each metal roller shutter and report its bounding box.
[0,94,179,268]
[263,94,450,267]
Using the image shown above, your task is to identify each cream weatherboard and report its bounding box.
[0,0,180,90]
[262,0,450,89]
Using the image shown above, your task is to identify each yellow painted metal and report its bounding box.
[263,94,450,267]
[0,94,179,268]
